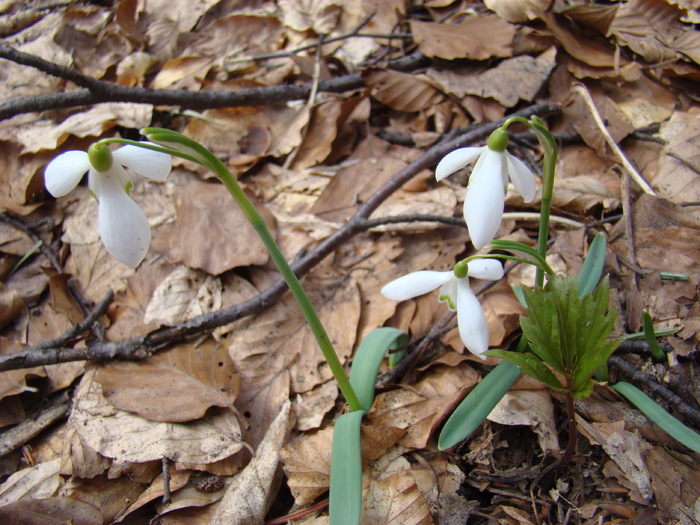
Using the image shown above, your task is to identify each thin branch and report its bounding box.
[0,101,559,373]
[0,394,71,457]
[0,45,429,121]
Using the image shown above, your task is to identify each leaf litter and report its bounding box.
[0,0,699,523]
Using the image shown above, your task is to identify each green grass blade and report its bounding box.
[349,328,408,412]
[642,310,666,361]
[8,240,42,278]
[610,381,700,453]
[330,410,365,525]
[438,361,521,450]
[577,232,606,297]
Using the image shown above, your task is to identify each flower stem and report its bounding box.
[106,136,363,412]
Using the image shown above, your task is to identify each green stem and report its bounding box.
[104,135,363,412]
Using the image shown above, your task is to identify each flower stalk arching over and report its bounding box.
[44,142,171,267]
[381,259,504,358]
[436,128,537,250]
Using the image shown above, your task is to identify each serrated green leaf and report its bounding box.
[611,382,700,453]
[578,233,606,296]
[485,349,565,392]
[438,361,521,450]
[520,283,565,372]
[330,410,365,524]
[349,328,409,412]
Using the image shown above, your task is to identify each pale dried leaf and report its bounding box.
[59,426,111,479]
[278,0,341,34]
[484,0,551,23]
[487,390,559,452]
[95,340,239,423]
[70,371,244,464]
[0,497,102,525]
[143,266,222,325]
[0,458,61,506]
[294,381,339,431]
[280,425,333,505]
[362,470,433,525]
[362,68,444,112]
[213,399,293,523]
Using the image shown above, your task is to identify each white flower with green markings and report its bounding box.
[44,143,171,267]
[381,259,504,358]
[436,128,536,249]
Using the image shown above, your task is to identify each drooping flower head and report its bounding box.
[381,259,504,358]
[44,142,171,267]
[436,128,536,249]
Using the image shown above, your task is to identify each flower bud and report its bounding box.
[453,260,469,279]
[487,128,509,152]
[88,143,113,172]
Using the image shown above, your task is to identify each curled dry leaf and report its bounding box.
[363,470,432,525]
[95,339,239,423]
[484,0,551,23]
[0,458,61,506]
[0,283,24,331]
[362,68,444,113]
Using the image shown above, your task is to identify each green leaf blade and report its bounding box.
[330,410,366,525]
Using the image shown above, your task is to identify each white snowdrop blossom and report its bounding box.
[436,128,536,249]
[381,259,504,358]
[44,143,171,267]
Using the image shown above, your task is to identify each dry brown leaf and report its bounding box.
[428,49,556,107]
[229,274,360,447]
[362,68,444,113]
[152,478,227,520]
[410,16,515,60]
[213,399,293,523]
[279,425,333,505]
[153,180,271,274]
[114,469,191,522]
[70,371,244,464]
[656,108,700,219]
[0,283,24,331]
[295,380,339,431]
[95,339,239,423]
[487,390,559,452]
[368,363,479,449]
[143,266,222,325]
[576,418,653,502]
[362,470,433,525]
[484,0,551,23]
[292,98,344,169]
[645,446,700,522]
[278,0,341,34]
[0,496,102,525]
[563,4,619,34]
[59,426,111,479]
[0,458,61,506]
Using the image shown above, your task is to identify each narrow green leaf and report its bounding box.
[511,284,527,308]
[487,240,555,274]
[577,233,606,297]
[642,310,666,361]
[349,328,408,412]
[611,382,700,453]
[438,361,521,450]
[486,349,565,392]
[8,240,42,278]
[330,410,365,525]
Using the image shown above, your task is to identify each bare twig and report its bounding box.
[0,394,70,457]
[0,102,559,373]
[571,84,656,196]
[0,44,428,121]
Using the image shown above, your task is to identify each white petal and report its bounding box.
[467,259,504,281]
[381,271,452,301]
[44,151,91,197]
[90,164,131,199]
[113,144,171,181]
[506,152,536,202]
[96,173,151,267]
[435,147,485,181]
[464,149,505,249]
[437,277,459,311]
[456,279,490,358]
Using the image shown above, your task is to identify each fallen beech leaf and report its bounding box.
[67,475,149,524]
[645,445,700,521]
[59,426,111,479]
[0,283,24,331]
[155,180,271,275]
[95,339,239,423]
[0,458,61,506]
[410,16,515,60]
[0,497,102,525]
[362,470,432,525]
[292,99,344,169]
[278,0,341,34]
[115,469,191,522]
[71,371,244,464]
[229,275,359,447]
[295,381,339,431]
[213,399,293,523]
[484,0,551,23]
[487,390,559,452]
[143,266,222,325]
[362,68,444,113]
[279,425,333,505]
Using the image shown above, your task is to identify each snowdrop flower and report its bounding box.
[45,143,171,267]
[436,128,536,249]
[381,259,504,358]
